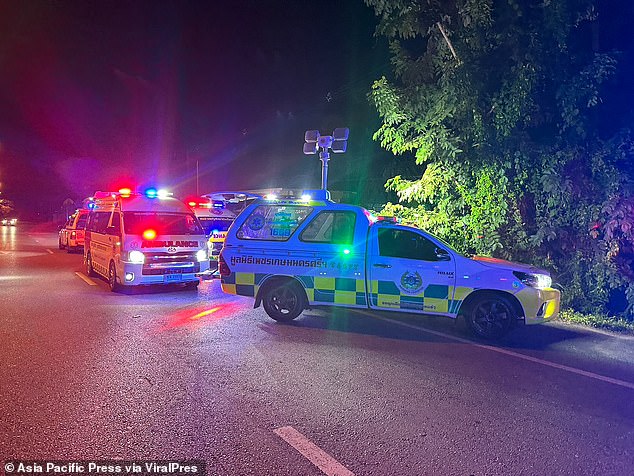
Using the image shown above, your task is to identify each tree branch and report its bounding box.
[437,21,459,63]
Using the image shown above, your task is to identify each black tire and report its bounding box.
[262,280,306,322]
[108,261,121,292]
[85,253,96,277]
[67,245,74,254]
[58,239,65,250]
[464,294,515,340]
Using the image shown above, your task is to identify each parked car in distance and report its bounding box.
[58,209,89,253]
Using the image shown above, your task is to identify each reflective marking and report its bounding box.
[74,272,98,286]
[47,249,54,255]
[274,426,355,476]
[362,312,634,391]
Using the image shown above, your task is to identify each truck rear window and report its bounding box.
[236,205,312,241]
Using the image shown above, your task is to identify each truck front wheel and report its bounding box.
[464,294,514,340]
[262,280,305,322]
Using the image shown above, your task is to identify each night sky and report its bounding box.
[0,0,389,217]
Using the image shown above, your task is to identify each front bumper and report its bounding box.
[516,287,561,324]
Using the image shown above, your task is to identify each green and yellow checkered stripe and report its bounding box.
[221,273,473,314]
[221,272,367,306]
[370,281,472,315]
[298,276,367,306]
[221,272,264,298]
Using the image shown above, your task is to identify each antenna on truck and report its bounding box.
[303,128,349,194]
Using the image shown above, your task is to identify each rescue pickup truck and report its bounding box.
[219,190,560,339]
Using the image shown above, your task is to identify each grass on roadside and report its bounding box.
[557,308,634,335]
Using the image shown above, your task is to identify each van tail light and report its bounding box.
[219,253,231,277]
[71,231,76,239]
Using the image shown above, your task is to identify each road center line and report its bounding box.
[74,272,98,286]
[46,249,54,255]
[361,312,634,391]
[274,426,355,476]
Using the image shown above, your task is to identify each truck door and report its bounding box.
[367,227,457,315]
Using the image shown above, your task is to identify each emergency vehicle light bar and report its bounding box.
[376,216,399,224]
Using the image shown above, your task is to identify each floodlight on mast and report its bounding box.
[303,127,349,193]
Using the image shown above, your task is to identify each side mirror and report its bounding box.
[435,248,451,261]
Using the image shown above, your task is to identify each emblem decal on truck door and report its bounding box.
[400,271,424,294]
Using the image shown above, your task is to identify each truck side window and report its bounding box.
[378,228,444,261]
[301,211,356,245]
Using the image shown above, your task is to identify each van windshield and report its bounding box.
[123,212,203,235]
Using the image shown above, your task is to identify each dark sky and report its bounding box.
[0,0,389,215]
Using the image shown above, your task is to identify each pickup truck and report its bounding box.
[218,190,560,339]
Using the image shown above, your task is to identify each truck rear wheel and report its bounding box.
[464,294,514,340]
[262,280,305,322]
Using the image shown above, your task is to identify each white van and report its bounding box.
[189,191,261,269]
[84,189,210,291]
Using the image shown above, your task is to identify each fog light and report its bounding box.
[125,272,135,282]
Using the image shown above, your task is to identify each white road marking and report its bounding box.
[46,249,54,255]
[361,312,634,391]
[274,426,355,476]
[74,272,98,286]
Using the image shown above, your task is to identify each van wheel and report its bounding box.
[67,245,74,254]
[108,261,121,292]
[85,253,96,277]
[58,239,64,250]
[464,294,514,340]
[262,280,305,322]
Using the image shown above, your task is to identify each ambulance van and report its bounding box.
[218,190,560,339]
[189,192,261,270]
[84,188,210,291]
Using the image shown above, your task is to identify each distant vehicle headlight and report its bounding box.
[513,271,552,289]
[9,218,17,225]
[128,250,145,264]
[1,219,7,225]
[196,249,208,262]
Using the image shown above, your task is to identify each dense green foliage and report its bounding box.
[365,0,634,317]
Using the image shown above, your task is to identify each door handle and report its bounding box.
[373,263,392,268]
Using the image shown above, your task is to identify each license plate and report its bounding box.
[165,274,182,283]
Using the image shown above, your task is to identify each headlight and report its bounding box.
[196,249,208,262]
[128,250,145,264]
[513,271,552,289]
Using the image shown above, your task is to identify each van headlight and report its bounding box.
[128,250,145,264]
[196,249,208,262]
[513,271,552,289]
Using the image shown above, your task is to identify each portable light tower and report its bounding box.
[303,128,349,193]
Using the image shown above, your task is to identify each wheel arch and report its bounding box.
[254,275,308,309]
[458,289,525,322]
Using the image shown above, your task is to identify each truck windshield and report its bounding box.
[123,212,203,235]
[198,217,233,236]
